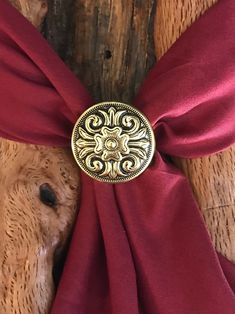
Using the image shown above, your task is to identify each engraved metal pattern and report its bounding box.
[71,102,155,183]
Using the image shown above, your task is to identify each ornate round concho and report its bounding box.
[71,102,155,183]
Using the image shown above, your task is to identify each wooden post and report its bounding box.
[45,0,156,103]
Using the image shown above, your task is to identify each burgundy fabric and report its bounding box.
[0,0,235,313]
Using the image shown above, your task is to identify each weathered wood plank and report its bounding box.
[44,0,75,60]
[45,0,156,103]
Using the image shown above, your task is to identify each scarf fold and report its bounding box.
[0,0,235,313]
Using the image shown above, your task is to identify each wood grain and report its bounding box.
[45,0,156,103]
[155,0,217,59]
[9,0,48,29]
[0,138,80,313]
[155,0,235,262]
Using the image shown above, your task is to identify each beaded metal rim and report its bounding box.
[71,101,155,183]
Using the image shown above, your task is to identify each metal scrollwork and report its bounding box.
[71,102,155,183]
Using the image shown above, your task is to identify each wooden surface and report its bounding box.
[155,0,217,59]
[0,138,80,313]
[1,0,235,313]
[45,0,156,103]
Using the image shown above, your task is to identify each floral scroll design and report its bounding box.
[74,104,154,182]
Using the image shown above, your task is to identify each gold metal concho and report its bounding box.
[71,102,155,183]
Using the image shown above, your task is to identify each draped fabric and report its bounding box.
[1,0,235,313]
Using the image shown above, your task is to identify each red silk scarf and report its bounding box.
[1,0,235,313]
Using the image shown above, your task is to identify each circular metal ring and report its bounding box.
[71,101,155,183]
